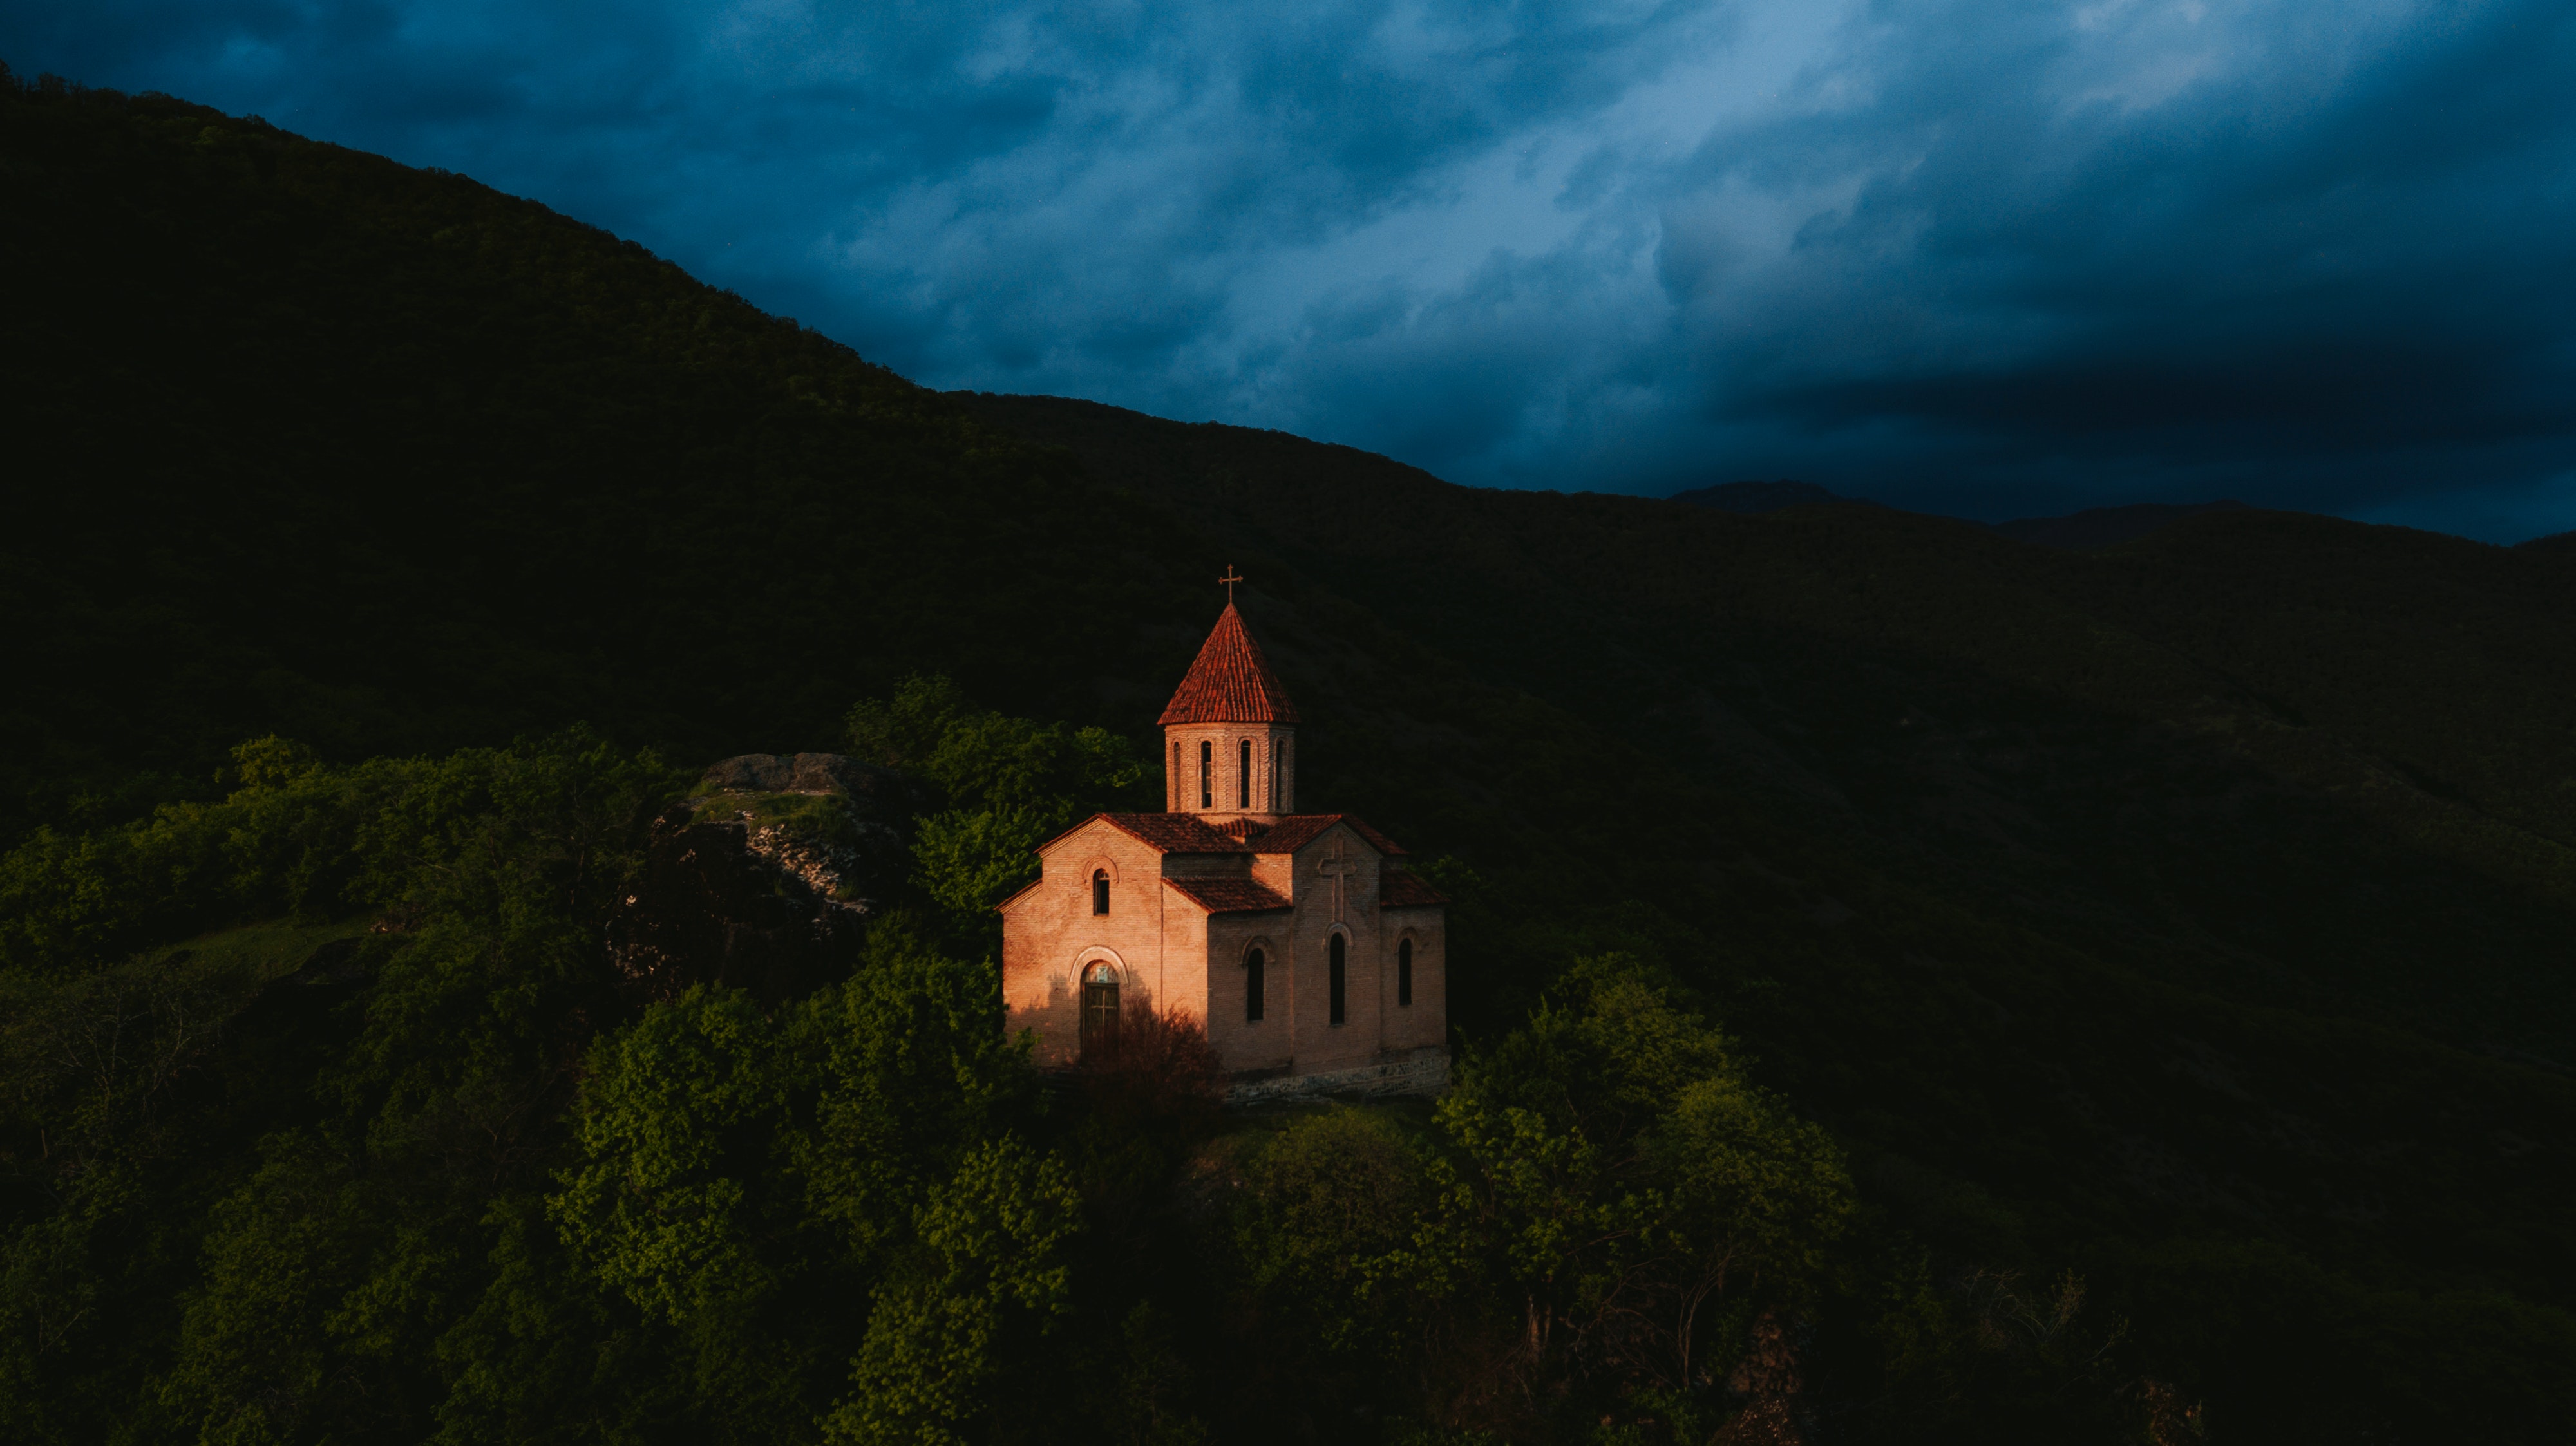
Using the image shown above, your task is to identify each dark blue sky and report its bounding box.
[8,1,2575,540]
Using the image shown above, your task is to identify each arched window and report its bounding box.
[1397,937,1414,1006]
[1238,737,1253,809]
[1327,932,1346,1025]
[1199,739,1213,809]
[1245,947,1265,1022]
[1092,869,1110,915]
[1079,962,1119,1060]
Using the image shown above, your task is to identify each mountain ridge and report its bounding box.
[8,71,2576,1437]
[1669,478,2266,549]
[1667,478,1851,513]
[1991,499,2251,548]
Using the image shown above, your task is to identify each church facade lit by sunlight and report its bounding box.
[999,596,1449,1099]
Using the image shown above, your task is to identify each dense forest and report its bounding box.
[7,64,2576,1443]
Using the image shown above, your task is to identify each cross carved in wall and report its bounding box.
[1317,834,1360,923]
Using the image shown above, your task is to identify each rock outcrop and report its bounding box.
[605,753,919,1006]
[684,753,912,908]
[696,751,892,798]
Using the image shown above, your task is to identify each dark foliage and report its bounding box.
[951,396,2576,1438]
[0,66,1204,841]
[6,65,2576,1440]
[1987,500,2248,549]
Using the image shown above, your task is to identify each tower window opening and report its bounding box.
[1239,738,1253,809]
[1278,739,1292,812]
[1092,869,1110,915]
[1171,741,1181,810]
[1328,933,1346,1025]
[1245,947,1265,1022]
[1199,739,1213,809]
[1397,937,1413,1006]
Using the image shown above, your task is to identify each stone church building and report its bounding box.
[999,602,1449,1098]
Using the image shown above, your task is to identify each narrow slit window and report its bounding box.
[1239,738,1253,809]
[1171,741,1182,809]
[1245,948,1265,1022]
[1092,869,1110,915]
[1397,938,1413,1006]
[1269,740,1280,811]
[1199,739,1213,809]
[1328,933,1346,1025]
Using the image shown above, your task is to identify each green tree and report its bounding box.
[827,1136,1080,1446]
[554,986,782,1332]
[1426,955,1853,1438]
[151,730,676,1445]
[1227,1108,1439,1358]
[550,921,1074,1444]
[847,677,1152,928]
[0,737,397,979]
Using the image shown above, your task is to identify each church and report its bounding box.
[999,597,1450,1099]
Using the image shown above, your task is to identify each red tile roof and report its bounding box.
[1343,818,1407,856]
[1038,812,1410,859]
[1094,813,1251,854]
[1036,813,1250,856]
[1163,876,1294,914]
[1251,814,1409,857]
[1379,871,1448,908]
[1158,605,1302,725]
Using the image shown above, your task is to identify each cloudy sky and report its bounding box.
[7,0,2575,538]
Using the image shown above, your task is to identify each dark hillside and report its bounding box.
[1668,478,1847,512]
[954,391,2576,1432]
[1991,500,2248,548]
[952,391,2576,1049]
[7,70,2576,1439]
[0,73,1207,836]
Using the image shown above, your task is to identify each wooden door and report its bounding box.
[1080,964,1119,1060]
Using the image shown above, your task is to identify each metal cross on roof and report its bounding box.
[1218,566,1243,604]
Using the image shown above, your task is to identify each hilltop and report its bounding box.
[1667,478,1849,513]
[1988,499,2249,548]
[1667,480,2253,550]
[958,390,2576,1051]
[7,69,2576,1441]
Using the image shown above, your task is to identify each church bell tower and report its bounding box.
[1160,585,1299,825]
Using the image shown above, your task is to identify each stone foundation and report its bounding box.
[1222,1046,1450,1106]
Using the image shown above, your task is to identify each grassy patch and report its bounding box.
[152,915,372,985]
[688,789,851,834]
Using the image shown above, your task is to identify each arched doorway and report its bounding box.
[1080,961,1120,1060]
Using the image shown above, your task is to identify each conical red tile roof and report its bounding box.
[1158,604,1301,725]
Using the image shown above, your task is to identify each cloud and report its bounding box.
[1653,0,2576,518]
[7,0,2575,537]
